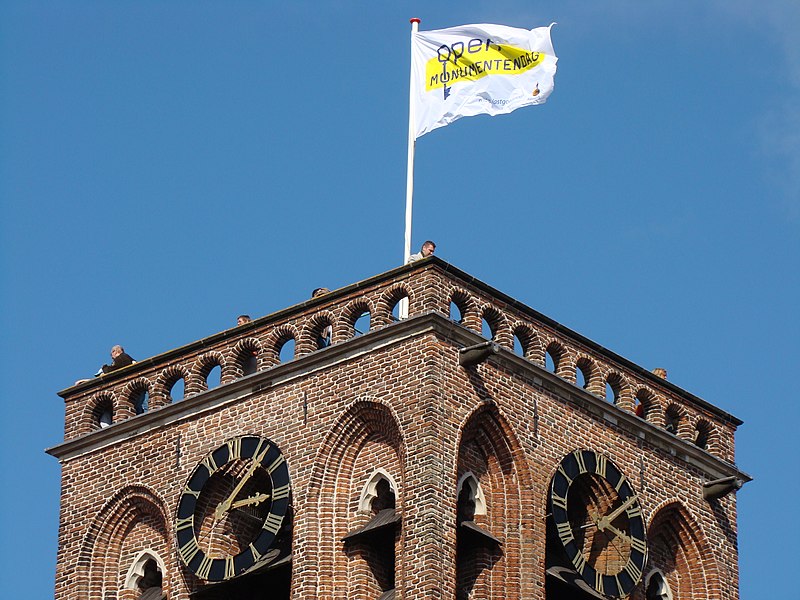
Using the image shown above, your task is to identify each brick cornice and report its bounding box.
[48,310,751,486]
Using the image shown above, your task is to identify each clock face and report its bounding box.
[175,436,291,581]
[550,449,647,598]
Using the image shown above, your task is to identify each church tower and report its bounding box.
[48,257,749,599]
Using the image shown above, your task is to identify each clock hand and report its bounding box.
[229,492,271,510]
[601,522,634,545]
[214,443,271,521]
[597,494,638,531]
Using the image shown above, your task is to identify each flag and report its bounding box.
[410,23,557,138]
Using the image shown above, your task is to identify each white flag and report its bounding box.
[411,23,558,138]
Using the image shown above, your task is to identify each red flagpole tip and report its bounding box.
[410,18,421,24]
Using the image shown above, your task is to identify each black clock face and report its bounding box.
[175,436,291,581]
[550,449,647,598]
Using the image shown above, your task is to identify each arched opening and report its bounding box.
[481,318,494,340]
[242,353,258,376]
[634,389,655,420]
[575,358,594,391]
[354,311,370,336]
[309,401,403,599]
[205,364,221,390]
[576,368,587,389]
[664,405,683,435]
[605,381,617,403]
[169,377,185,402]
[278,337,296,362]
[456,405,516,599]
[124,551,166,600]
[545,342,564,374]
[93,395,114,429]
[391,294,409,322]
[132,389,149,415]
[646,502,717,599]
[605,373,623,405]
[449,290,473,328]
[645,569,674,600]
[450,301,463,323]
[694,420,713,450]
[315,320,333,349]
[512,325,538,362]
[480,307,504,342]
[344,471,399,598]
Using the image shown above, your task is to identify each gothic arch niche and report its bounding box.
[358,468,399,514]
[455,403,529,600]
[306,400,404,599]
[645,501,719,600]
[124,550,166,600]
[643,568,673,600]
[78,486,170,600]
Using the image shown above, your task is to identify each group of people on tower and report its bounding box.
[76,242,438,384]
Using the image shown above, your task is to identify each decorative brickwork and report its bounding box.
[49,259,748,600]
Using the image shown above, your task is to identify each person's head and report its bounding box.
[312,287,330,298]
[111,345,124,358]
[652,367,667,379]
[237,315,252,326]
[420,240,436,257]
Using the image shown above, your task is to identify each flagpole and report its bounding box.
[404,17,420,264]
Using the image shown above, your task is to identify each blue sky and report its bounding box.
[1,1,797,597]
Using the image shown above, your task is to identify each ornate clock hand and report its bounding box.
[214,443,271,521]
[596,494,638,532]
[229,492,271,510]
[601,522,634,545]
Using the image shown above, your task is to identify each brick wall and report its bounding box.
[49,259,747,599]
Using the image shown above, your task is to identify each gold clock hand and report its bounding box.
[214,443,271,521]
[601,522,634,545]
[597,494,638,531]
[229,492,271,510]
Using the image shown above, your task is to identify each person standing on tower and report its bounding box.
[408,240,436,263]
[96,345,135,375]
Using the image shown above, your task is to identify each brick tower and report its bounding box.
[48,258,749,600]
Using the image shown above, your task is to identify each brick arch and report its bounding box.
[511,321,544,365]
[83,391,116,434]
[303,399,405,598]
[545,339,573,381]
[187,350,228,396]
[663,402,686,438]
[265,323,299,366]
[604,369,632,410]
[449,287,480,332]
[634,387,662,424]
[455,401,534,600]
[692,417,717,453]
[299,310,337,355]
[376,283,414,326]
[575,354,603,395]
[646,500,719,600]
[77,485,171,600]
[479,304,512,348]
[153,364,190,405]
[120,378,152,419]
[337,297,376,340]
[229,337,263,378]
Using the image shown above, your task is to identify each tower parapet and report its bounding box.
[57,258,741,464]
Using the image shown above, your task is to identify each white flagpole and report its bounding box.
[404,17,420,264]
